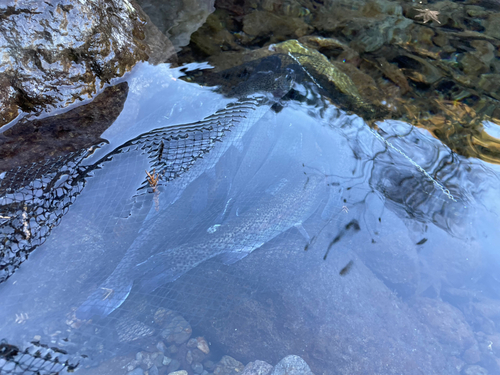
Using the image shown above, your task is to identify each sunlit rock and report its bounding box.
[0,0,174,127]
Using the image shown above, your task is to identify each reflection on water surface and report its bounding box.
[2,1,500,375]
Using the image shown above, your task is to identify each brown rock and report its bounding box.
[0,82,128,173]
[191,13,243,56]
[243,11,313,40]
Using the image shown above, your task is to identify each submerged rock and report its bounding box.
[160,311,193,345]
[269,39,392,120]
[270,355,313,375]
[242,11,313,41]
[213,355,244,375]
[241,360,273,375]
[412,297,477,357]
[0,82,128,173]
[135,0,215,51]
[168,371,188,375]
[198,255,458,374]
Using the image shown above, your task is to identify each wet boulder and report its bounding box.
[198,253,458,375]
[0,0,174,127]
[0,82,129,173]
[135,0,215,51]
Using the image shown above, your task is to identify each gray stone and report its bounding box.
[485,13,500,39]
[241,360,273,375]
[149,365,159,375]
[186,350,193,364]
[160,312,192,345]
[157,341,168,353]
[141,352,155,369]
[163,356,173,366]
[192,362,204,374]
[213,355,244,375]
[204,360,215,371]
[127,360,140,372]
[167,359,181,373]
[153,353,165,368]
[270,356,313,375]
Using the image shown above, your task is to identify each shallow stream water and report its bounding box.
[2,1,500,375]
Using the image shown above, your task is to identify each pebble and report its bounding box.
[192,362,204,374]
[242,360,273,375]
[128,368,144,375]
[142,352,154,369]
[160,314,192,345]
[148,365,159,375]
[196,337,210,354]
[204,360,215,371]
[127,359,140,372]
[187,338,198,348]
[213,355,244,375]
[157,341,167,353]
[163,356,173,366]
[168,371,188,375]
[186,350,193,364]
[190,348,207,363]
[153,353,165,368]
[167,359,181,373]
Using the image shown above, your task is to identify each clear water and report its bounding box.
[2,2,500,375]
